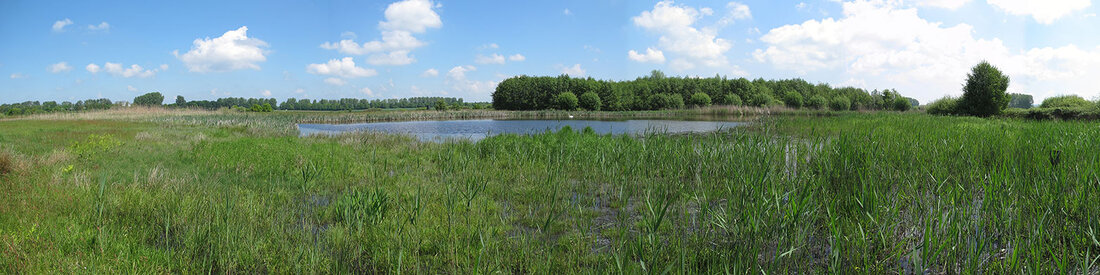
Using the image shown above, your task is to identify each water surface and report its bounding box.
[298,119,745,142]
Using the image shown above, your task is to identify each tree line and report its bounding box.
[1,99,118,116]
[492,71,917,111]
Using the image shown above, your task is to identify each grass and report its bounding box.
[1,109,1098,273]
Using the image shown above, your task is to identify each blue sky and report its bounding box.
[2,0,1099,104]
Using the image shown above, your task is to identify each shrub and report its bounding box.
[1039,95,1092,109]
[434,100,448,111]
[554,92,579,110]
[783,91,803,109]
[579,92,602,111]
[807,95,827,110]
[926,97,959,115]
[723,93,742,106]
[133,92,165,106]
[957,61,1010,117]
[829,96,850,111]
[0,151,12,175]
[248,103,274,112]
[688,92,712,107]
[893,97,911,111]
[649,93,684,110]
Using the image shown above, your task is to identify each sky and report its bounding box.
[2,0,1099,104]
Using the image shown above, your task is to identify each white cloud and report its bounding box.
[48,62,73,73]
[10,73,28,79]
[127,85,138,92]
[86,63,101,73]
[324,77,347,86]
[634,1,732,70]
[479,43,499,50]
[421,68,439,77]
[295,88,305,94]
[52,18,73,32]
[987,0,1091,24]
[508,54,526,61]
[724,2,753,21]
[361,87,375,96]
[261,90,272,97]
[88,22,110,31]
[87,62,158,78]
[911,0,972,10]
[174,26,269,72]
[753,0,1100,102]
[320,0,440,66]
[564,8,573,15]
[628,48,667,63]
[560,64,586,76]
[475,53,506,64]
[159,64,169,71]
[306,57,377,78]
[446,65,497,96]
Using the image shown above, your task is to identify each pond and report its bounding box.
[298,119,746,142]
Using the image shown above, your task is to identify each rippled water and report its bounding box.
[298,119,745,142]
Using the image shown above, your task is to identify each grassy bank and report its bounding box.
[1,111,1097,273]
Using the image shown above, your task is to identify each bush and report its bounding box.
[783,91,803,109]
[248,103,274,112]
[926,97,959,115]
[434,100,448,111]
[807,95,827,110]
[688,92,712,107]
[649,93,684,110]
[1039,95,1092,109]
[554,92,579,110]
[829,96,850,111]
[893,97,911,111]
[957,61,1010,117]
[723,93,742,106]
[578,92,602,111]
[133,92,164,106]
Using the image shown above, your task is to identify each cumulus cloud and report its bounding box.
[479,43,499,50]
[361,87,375,96]
[508,54,526,61]
[127,85,138,92]
[560,64,586,76]
[101,62,158,78]
[421,68,439,77]
[174,26,269,72]
[718,2,752,25]
[753,0,1100,101]
[10,73,28,79]
[88,22,110,31]
[628,48,667,63]
[86,63,101,73]
[987,0,1091,24]
[446,65,497,95]
[324,77,347,86]
[261,90,272,97]
[320,0,440,66]
[475,53,506,64]
[52,18,72,32]
[633,1,732,70]
[48,62,73,73]
[306,57,377,78]
[910,0,972,10]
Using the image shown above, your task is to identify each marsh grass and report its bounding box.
[1,111,1098,273]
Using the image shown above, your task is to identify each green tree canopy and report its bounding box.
[133,92,164,106]
[957,61,1010,117]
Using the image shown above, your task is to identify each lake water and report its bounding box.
[298,119,746,142]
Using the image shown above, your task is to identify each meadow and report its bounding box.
[1,108,1098,273]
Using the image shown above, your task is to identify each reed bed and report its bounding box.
[0,112,1096,273]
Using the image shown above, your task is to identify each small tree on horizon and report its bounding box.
[957,61,1010,117]
[175,95,186,106]
[133,92,164,107]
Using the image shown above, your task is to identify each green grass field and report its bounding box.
[1,109,1098,273]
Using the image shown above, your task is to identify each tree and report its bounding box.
[434,100,449,111]
[175,95,186,106]
[807,95,827,110]
[688,92,712,107]
[829,96,850,111]
[133,92,164,106]
[957,61,1010,116]
[1007,93,1034,109]
[926,97,959,115]
[578,92,602,111]
[554,92,579,110]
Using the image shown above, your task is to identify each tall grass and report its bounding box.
[1,112,1097,273]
